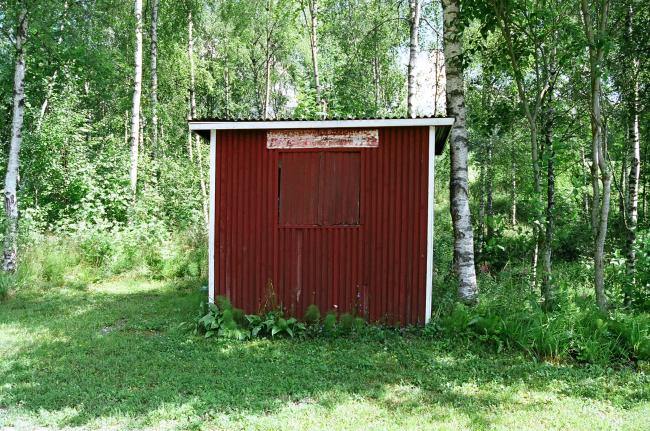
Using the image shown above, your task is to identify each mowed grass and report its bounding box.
[1,279,649,431]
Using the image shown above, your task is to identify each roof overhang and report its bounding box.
[189,118,454,155]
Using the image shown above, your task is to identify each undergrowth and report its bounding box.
[4,224,208,296]
[187,263,650,367]
[425,265,650,366]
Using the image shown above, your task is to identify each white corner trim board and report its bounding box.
[189,117,454,131]
[208,129,216,304]
[425,126,436,324]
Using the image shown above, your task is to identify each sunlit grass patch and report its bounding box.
[0,277,648,430]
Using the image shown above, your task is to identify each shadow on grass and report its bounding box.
[0,280,648,429]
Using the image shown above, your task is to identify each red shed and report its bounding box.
[189,117,453,325]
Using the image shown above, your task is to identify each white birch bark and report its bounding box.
[188,11,196,162]
[407,0,421,118]
[263,53,272,119]
[301,0,323,116]
[150,0,159,161]
[494,0,552,288]
[541,90,556,309]
[624,3,640,304]
[187,11,209,228]
[442,0,478,304]
[580,0,610,313]
[36,1,67,132]
[3,5,28,273]
[129,0,143,198]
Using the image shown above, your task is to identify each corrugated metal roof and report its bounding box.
[189,115,452,154]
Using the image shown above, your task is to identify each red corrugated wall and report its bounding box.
[214,126,429,324]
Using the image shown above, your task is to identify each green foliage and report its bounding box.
[191,301,307,340]
[2,278,649,430]
[304,303,321,324]
[322,312,337,336]
[232,307,246,326]
[215,295,232,312]
[353,317,366,332]
[0,273,15,301]
[429,266,650,365]
[338,313,355,335]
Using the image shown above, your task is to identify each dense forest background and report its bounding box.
[0,0,649,323]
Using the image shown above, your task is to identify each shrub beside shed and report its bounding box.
[190,117,453,325]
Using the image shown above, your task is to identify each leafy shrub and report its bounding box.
[353,317,366,332]
[188,301,306,340]
[304,304,321,324]
[79,231,113,267]
[191,302,249,340]
[430,289,650,365]
[247,311,306,338]
[41,250,71,287]
[323,312,337,336]
[216,295,232,312]
[232,308,246,326]
[339,313,354,335]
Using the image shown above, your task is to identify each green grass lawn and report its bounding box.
[1,279,649,430]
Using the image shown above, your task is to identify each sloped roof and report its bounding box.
[189,115,453,155]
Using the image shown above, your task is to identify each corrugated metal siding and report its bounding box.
[214,126,429,324]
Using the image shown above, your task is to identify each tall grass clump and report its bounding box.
[4,218,208,296]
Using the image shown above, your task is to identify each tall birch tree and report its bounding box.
[492,0,553,290]
[442,0,478,304]
[188,11,209,229]
[580,0,611,312]
[150,0,159,163]
[36,1,67,132]
[2,2,27,273]
[623,2,641,304]
[407,0,421,118]
[129,0,143,199]
[301,0,324,116]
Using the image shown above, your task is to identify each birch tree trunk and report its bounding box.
[188,11,196,162]
[224,67,231,117]
[36,1,67,132]
[624,3,640,305]
[302,0,323,116]
[494,0,545,288]
[129,0,143,199]
[510,150,517,225]
[442,0,478,304]
[580,146,590,220]
[3,5,28,273]
[477,144,486,260]
[150,0,159,162]
[486,133,494,242]
[581,0,610,313]
[263,53,272,119]
[187,12,209,228]
[407,0,421,118]
[541,92,556,310]
[643,144,648,223]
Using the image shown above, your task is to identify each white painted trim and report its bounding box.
[208,129,216,304]
[189,117,454,131]
[425,126,436,324]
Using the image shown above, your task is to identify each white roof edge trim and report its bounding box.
[189,118,454,130]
